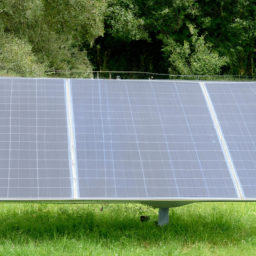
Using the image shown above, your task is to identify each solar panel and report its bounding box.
[70,79,239,199]
[0,78,72,199]
[4,78,255,202]
[205,82,256,199]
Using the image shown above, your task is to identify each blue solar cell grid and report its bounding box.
[71,79,238,199]
[0,78,72,199]
[206,82,256,198]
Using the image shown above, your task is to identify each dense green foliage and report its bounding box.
[0,0,106,77]
[0,0,255,77]
[0,203,256,255]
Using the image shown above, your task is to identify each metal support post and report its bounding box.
[158,208,169,226]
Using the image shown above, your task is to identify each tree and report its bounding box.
[162,24,228,75]
[0,0,107,76]
[0,33,45,77]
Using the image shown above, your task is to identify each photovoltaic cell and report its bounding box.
[71,79,238,199]
[0,78,72,199]
[205,82,256,198]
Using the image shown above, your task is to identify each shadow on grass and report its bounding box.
[0,203,255,246]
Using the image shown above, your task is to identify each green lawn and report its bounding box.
[0,202,255,255]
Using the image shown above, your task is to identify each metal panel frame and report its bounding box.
[65,79,79,198]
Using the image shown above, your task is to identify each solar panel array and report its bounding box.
[0,78,255,201]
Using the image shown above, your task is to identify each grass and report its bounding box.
[0,203,255,255]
